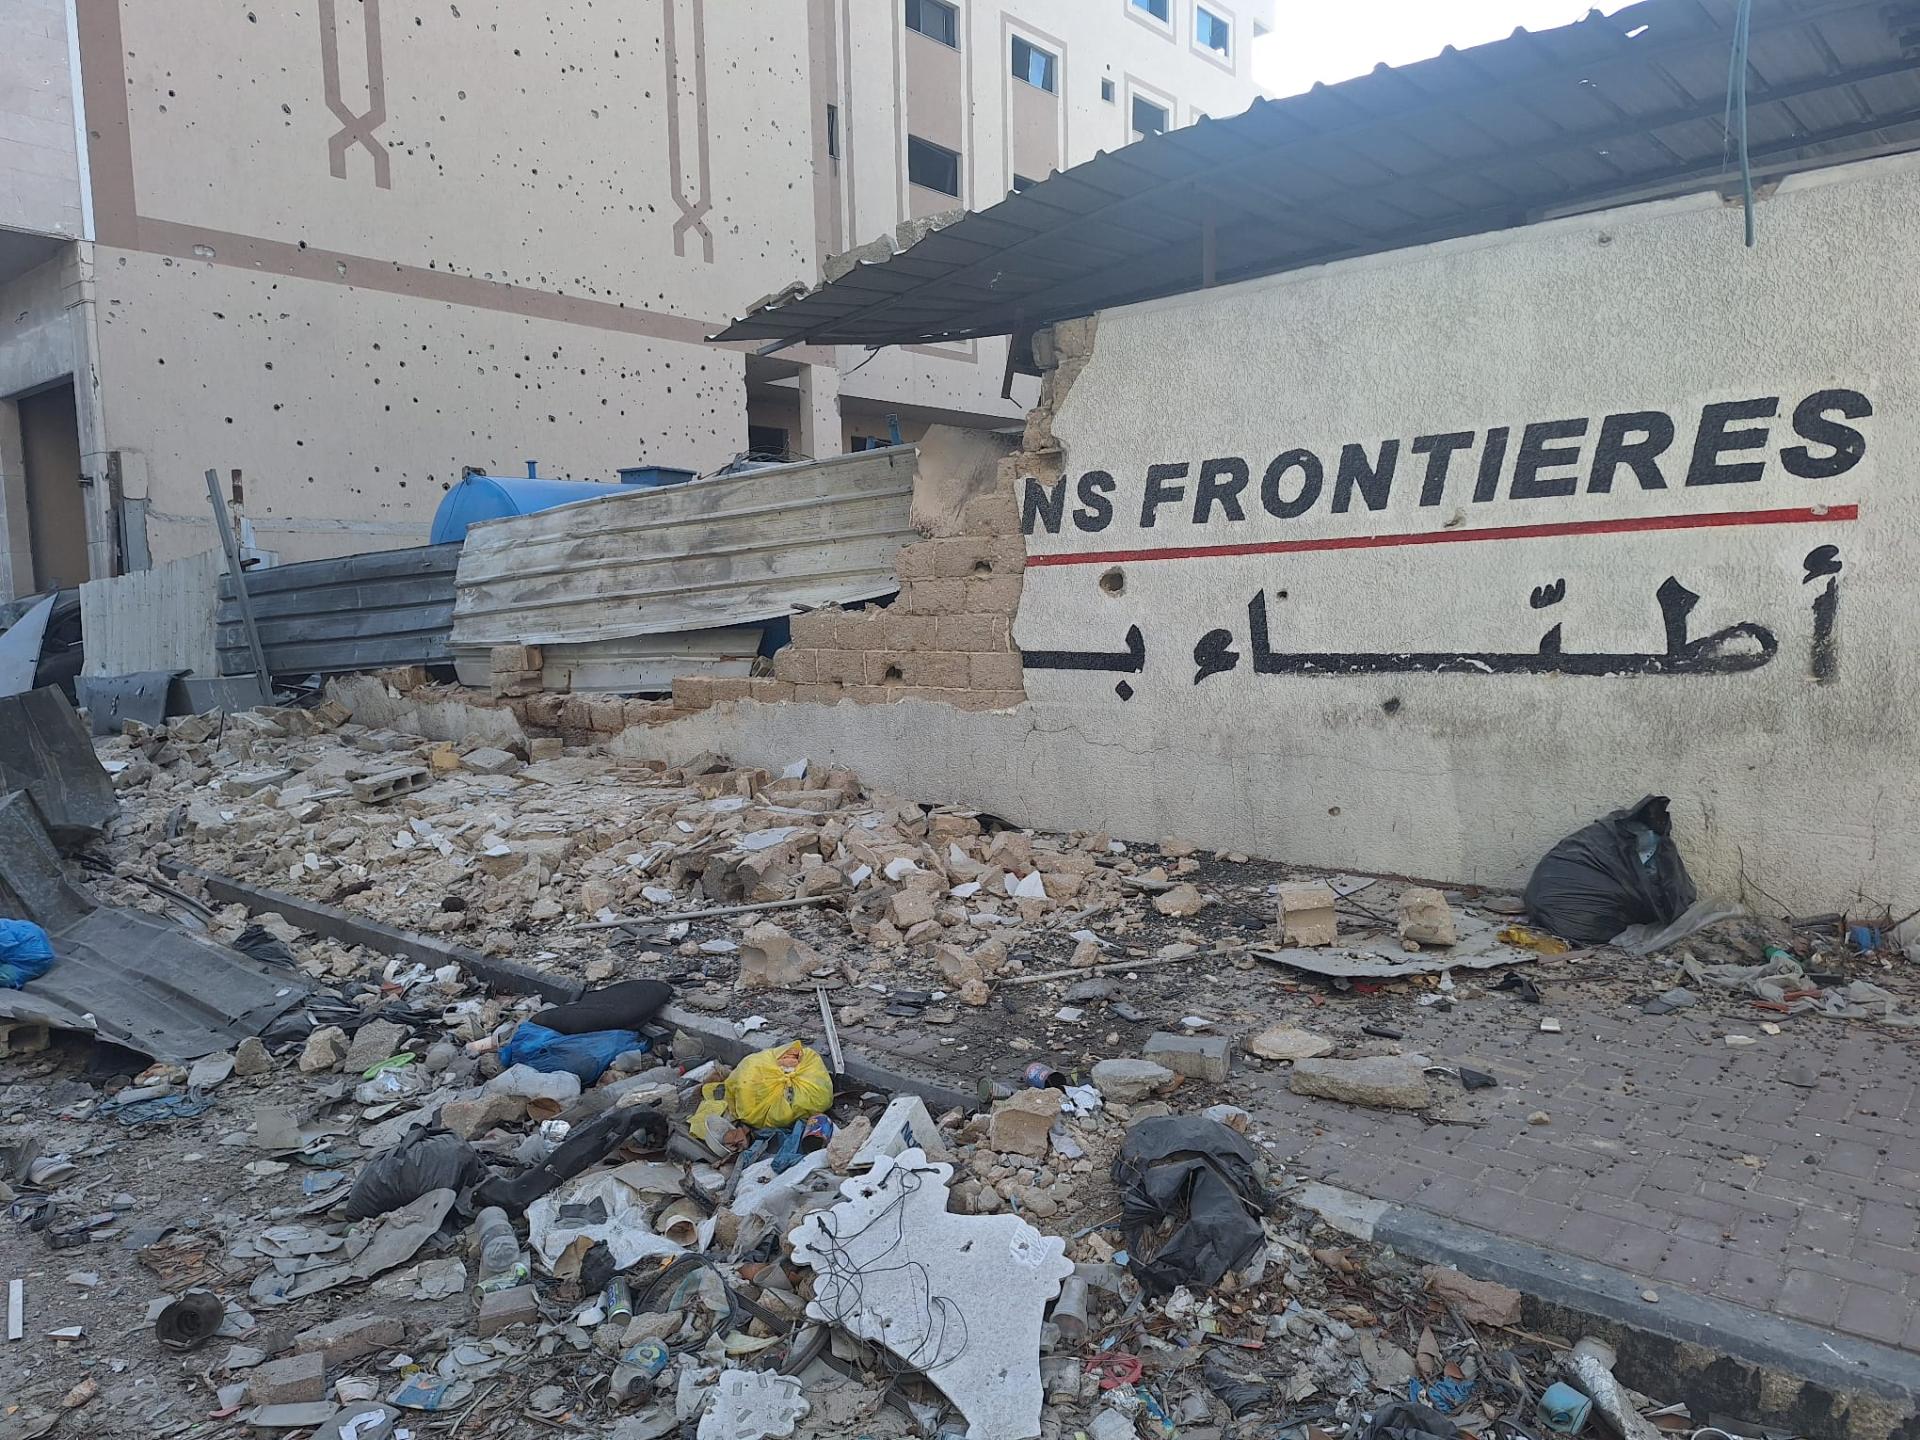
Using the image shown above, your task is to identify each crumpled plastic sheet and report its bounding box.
[525,1164,693,1277]
[1612,898,1749,955]
[97,1087,215,1126]
[1676,951,1920,1026]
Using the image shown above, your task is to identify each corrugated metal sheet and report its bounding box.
[451,449,917,648]
[217,543,462,679]
[717,0,1920,348]
[80,551,222,678]
[451,628,765,694]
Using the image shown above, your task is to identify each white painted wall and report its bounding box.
[1008,153,1920,911]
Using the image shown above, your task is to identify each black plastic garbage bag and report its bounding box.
[530,979,673,1036]
[1522,795,1696,946]
[474,1103,670,1213]
[1111,1115,1269,1295]
[232,924,298,969]
[346,1128,488,1220]
[1361,1401,1460,1440]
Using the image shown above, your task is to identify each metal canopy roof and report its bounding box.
[717,0,1920,350]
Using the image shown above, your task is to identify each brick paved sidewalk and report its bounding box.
[1239,978,1920,1352]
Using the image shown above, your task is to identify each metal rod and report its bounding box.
[816,985,844,1075]
[567,895,832,930]
[998,951,1204,987]
[204,469,271,695]
[7,1278,22,1342]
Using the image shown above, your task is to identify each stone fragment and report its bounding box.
[440,1092,525,1140]
[529,737,564,761]
[294,1314,406,1367]
[1290,1055,1432,1110]
[227,768,294,796]
[988,1089,1059,1157]
[233,1037,273,1076]
[462,747,523,776]
[343,1020,409,1075]
[1090,1058,1176,1103]
[476,1285,540,1336]
[934,945,983,988]
[789,1152,1071,1440]
[349,767,431,804]
[824,1114,872,1174]
[889,889,938,929]
[735,923,820,992]
[1152,883,1206,918]
[1142,1032,1232,1083]
[1245,1025,1333,1062]
[851,1094,947,1168]
[249,1351,326,1405]
[1397,887,1458,947]
[1278,883,1338,947]
[1069,938,1103,968]
[299,1026,350,1073]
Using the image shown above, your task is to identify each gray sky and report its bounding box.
[1252,1,1633,98]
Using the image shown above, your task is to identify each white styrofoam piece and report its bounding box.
[788,1150,1073,1440]
[696,1369,809,1440]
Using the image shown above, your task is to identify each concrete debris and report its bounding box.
[1396,886,1459,948]
[1090,1057,1177,1102]
[1289,1054,1434,1110]
[1277,882,1338,946]
[1245,1024,1334,1061]
[0,695,1865,1440]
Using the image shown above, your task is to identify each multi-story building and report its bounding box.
[0,0,1271,595]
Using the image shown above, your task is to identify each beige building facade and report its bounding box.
[0,0,1270,595]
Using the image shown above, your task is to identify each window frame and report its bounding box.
[1194,5,1232,62]
[1100,77,1115,103]
[1010,35,1057,94]
[1129,0,1171,25]
[904,0,959,49]
[1010,173,1038,193]
[1130,93,1170,140]
[906,134,962,198]
[825,102,840,161]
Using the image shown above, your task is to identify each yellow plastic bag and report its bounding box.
[724,1042,833,1129]
[688,1081,731,1143]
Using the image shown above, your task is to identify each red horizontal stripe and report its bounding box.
[1025,503,1860,567]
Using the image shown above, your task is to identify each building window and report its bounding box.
[1100,77,1115,102]
[1131,95,1168,138]
[1011,173,1037,192]
[825,103,840,160]
[1196,6,1231,57]
[850,435,891,451]
[1011,36,1056,93]
[1130,0,1170,21]
[907,135,961,196]
[747,425,790,460]
[905,0,957,48]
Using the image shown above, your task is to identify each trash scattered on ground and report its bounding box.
[0,700,1903,1439]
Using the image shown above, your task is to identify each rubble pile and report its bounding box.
[3,695,1911,1439]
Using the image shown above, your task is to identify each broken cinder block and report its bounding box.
[1277,882,1338,947]
[248,1351,325,1405]
[476,1284,540,1337]
[349,767,432,804]
[1141,1032,1232,1084]
[1396,887,1458,948]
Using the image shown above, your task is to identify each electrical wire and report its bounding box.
[1723,0,1756,247]
[796,1163,971,1378]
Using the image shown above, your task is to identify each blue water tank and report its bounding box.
[430,462,656,544]
[617,465,697,489]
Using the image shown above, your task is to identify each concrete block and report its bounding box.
[708,678,753,702]
[460,746,523,776]
[349,767,431,804]
[963,577,1024,613]
[893,543,938,581]
[587,697,627,732]
[748,678,796,703]
[1278,882,1338,947]
[440,1092,525,1140]
[787,611,840,646]
[1141,1032,1232,1083]
[489,644,542,674]
[902,652,971,689]
[898,578,966,615]
[294,1313,405,1366]
[0,1021,50,1058]
[249,1351,325,1405]
[476,1284,540,1336]
[671,677,715,709]
[928,536,996,579]
[772,648,816,684]
[936,613,1011,651]
[958,490,1021,537]
[815,649,866,686]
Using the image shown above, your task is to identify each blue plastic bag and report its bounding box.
[499,1021,644,1084]
[0,919,55,989]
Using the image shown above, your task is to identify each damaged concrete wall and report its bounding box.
[613,155,1920,913]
